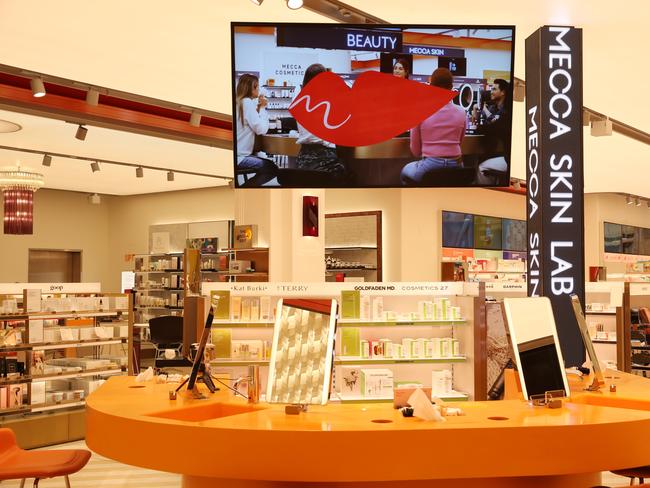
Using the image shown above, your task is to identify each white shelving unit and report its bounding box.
[201,281,481,404]
[0,284,128,422]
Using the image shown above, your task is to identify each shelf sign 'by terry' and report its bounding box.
[525,26,585,366]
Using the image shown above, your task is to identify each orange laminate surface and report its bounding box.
[86,372,650,485]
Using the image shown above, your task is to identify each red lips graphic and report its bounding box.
[289,71,456,147]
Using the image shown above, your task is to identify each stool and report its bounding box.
[611,466,650,485]
[0,428,91,487]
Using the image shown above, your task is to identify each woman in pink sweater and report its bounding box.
[401,68,467,185]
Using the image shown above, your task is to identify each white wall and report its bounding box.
[0,189,111,285]
[584,193,650,276]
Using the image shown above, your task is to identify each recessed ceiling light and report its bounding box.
[250,0,263,4]
[0,120,22,133]
[287,0,303,9]
[626,195,633,205]
[636,198,642,207]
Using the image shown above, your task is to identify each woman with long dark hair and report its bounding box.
[294,63,347,179]
[392,57,411,80]
[235,73,277,186]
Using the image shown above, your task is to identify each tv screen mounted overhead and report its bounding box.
[231,23,515,189]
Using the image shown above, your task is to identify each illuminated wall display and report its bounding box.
[525,26,585,366]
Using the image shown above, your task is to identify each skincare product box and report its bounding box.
[0,386,7,409]
[43,328,60,343]
[339,367,361,397]
[341,327,360,357]
[211,329,232,358]
[259,296,272,321]
[79,328,96,341]
[360,368,393,398]
[250,298,260,321]
[340,291,360,319]
[372,297,384,321]
[28,319,44,344]
[109,296,129,311]
[241,298,251,321]
[231,340,263,360]
[230,296,242,321]
[229,260,251,274]
[360,295,371,320]
[30,381,46,405]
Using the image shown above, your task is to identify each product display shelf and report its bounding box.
[337,319,466,327]
[219,248,270,282]
[325,211,382,282]
[0,284,129,431]
[335,356,467,365]
[585,282,625,369]
[620,282,650,374]
[201,281,482,402]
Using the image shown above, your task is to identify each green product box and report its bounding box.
[340,290,360,319]
[211,328,232,358]
[341,327,360,357]
[211,290,230,319]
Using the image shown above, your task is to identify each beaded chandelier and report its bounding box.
[0,166,45,235]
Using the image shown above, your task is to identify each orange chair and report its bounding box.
[0,428,91,487]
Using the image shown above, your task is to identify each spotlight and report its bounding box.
[250,0,263,4]
[626,195,633,205]
[286,0,303,9]
[189,111,202,127]
[591,118,612,137]
[91,161,100,173]
[86,88,99,106]
[75,125,88,141]
[30,77,46,98]
[89,193,101,205]
[167,171,174,182]
[42,154,52,167]
[513,180,521,191]
[136,166,144,178]
[636,198,642,207]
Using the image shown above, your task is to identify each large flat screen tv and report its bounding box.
[231,23,515,189]
[442,210,474,249]
[474,215,502,250]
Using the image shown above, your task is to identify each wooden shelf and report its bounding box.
[335,356,466,365]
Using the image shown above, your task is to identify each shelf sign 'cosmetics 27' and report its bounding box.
[525,26,585,366]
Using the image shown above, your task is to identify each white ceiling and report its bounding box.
[0,0,647,196]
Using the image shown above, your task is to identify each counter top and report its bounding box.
[86,372,650,485]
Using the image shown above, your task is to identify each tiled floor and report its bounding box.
[0,440,637,487]
[0,440,180,488]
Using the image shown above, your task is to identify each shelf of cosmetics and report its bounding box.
[346,336,463,361]
[0,322,128,348]
[209,294,463,325]
[325,255,376,271]
[135,293,184,309]
[0,296,128,316]
[337,367,466,401]
[0,355,126,412]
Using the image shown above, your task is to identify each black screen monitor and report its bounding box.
[231,23,515,188]
[518,337,567,398]
[187,307,214,392]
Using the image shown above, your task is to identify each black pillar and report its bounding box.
[525,26,585,366]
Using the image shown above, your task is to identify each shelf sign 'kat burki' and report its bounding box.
[289,71,455,147]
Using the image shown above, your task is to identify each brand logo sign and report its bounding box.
[277,27,402,53]
[403,44,464,58]
[526,26,584,365]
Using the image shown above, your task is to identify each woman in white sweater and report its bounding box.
[235,74,277,186]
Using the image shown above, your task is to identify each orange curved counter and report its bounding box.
[86,372,650,488]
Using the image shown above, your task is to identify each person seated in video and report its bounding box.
[473,78,511,185]
[235,74,278,186]
[294,63,348,181]
[401,68,466,186]
[392,57,411,80]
